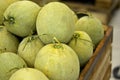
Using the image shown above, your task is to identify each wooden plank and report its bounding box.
[79,26,113,80]
[103,64,112,80]
[89,38,112,80]
[100,56,111,80]
[90,49,111,80]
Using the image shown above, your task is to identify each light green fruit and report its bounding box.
[0,26,19,54]
[71,10,78,23]
[34,43,80,80]
[9,68,49,80]
[36,2,75,44]
[3,1,41,37]
[68,31,93,67]
[75,16,104,47]
[0,52,27,80]
[18,35,44,67]
[0,0,20,25]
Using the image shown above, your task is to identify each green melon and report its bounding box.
[36,2,75,44]
[34,43,80,80]
[9,68,49,80]
[71,10,78,23]
[75,15,104,47]
[0,26,19,54]
[68,31,93,67]
[3,1,41,37]
[18,35,44,67]
[0,0,20,25]
[0,52,27,80]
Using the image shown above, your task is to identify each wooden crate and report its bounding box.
[79,26,113,80]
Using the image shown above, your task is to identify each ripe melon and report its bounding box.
[0,0,20,24]
[34,43,80,80]
[36,2,75,44]
[71,10,78,23]
[3,1,41,37]
[75,15,104,47]
[18,35,44,67]
[9,68,49,80]
[0,26,19,54]
[68,31,93,67]
[0,52,27,80]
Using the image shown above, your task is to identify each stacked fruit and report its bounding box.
[0,0,104,80]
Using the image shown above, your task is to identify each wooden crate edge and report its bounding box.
[79,26,113,80]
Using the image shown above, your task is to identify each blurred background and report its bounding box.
[32,0,120,79]
[109,3,120,80]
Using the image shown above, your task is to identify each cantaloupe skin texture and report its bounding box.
[0,52,27,80]
[3,1,41,37]
[68,31,93,67]
[0,26,19,54]
[75,16,104,47]
[0,0,20,24]
[36,2,75,44]
[9,68,49,80]
[34,43,80,80]
[18,35,44,67]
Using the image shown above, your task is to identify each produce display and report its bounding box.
[0,0,104,80]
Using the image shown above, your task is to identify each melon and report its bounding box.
[36,2,75,44]
[68,31,93,67]
[9,68,49,80]
[0,26,19,54]
[0,52,27,80]
[34,43,80,80]
[3,1,41,37]
[75,15,104,47]
[18,35,44,67]
[0,0,20,25]
[71,10,78,23]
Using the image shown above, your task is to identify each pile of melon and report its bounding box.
[0,0,104,80]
